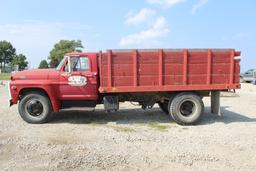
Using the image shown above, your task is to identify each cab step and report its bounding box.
[59,107,95,112]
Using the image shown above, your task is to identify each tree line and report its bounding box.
[0,39,83,72]
[0,40,28,72]
[39,40,83,69]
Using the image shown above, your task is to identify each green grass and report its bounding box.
[88,123,136,133]
[0,73,11,80]
[109,125,136,133]
[148,122,171,131]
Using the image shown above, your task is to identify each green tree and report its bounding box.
[48,40,83,67]
[38,60,49,69]
[0,40,16,71]
[11,54,28,71]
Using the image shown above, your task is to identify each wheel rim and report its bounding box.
[25,99,44,117]
[179,100,195,116]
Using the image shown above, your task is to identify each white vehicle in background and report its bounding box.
[240,69,256,84]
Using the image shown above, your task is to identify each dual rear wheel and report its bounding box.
[158,93,204,125]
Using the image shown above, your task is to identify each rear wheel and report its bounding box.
[169,93,204,125]
[18,93,53,124]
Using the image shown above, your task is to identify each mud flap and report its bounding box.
[104,96,119,111]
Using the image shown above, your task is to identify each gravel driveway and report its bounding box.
[0,82,256,170]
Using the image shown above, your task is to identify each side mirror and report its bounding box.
[64,56,72,73]
[61,56,72,77]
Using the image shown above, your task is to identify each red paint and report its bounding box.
[99,49,240,93]
[183,49,188,85]
[158,49,163,86]
[9,49,241,112]
[10,53,99,112]
[207,50,212,85]
[107,50,112,87]
[133,50,138,86]
[229,49,235,84]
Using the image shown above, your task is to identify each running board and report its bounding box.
[59,107,95,112]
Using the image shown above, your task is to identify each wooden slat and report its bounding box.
[183,49,188,85]
[107,50,112,87]
[133,50,138,86]
[99,51,103,86]
[159,49,163,86]
[229,49,235,84]
[207,49,212,85]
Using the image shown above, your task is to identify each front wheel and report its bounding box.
[18,93,53,124]
[169,93,204,125]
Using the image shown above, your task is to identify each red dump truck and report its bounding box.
[9,49,241,125]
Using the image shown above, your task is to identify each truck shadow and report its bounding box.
[52,108,171,125]
[200,106,256,125]
[51,106,256,125]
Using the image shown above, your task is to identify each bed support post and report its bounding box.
[211,91,221,116]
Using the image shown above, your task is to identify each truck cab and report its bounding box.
[9,53,100,124]
[56,53,99,102]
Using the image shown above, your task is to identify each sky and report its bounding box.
[0,0,255,71]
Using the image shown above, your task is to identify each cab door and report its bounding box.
[59,56,98,101]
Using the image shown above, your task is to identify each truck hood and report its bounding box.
[11,69,58,80]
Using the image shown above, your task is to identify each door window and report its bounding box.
[71,57,90,72]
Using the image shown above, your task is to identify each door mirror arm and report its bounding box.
[67,56,71,73]
[60,56,72,77]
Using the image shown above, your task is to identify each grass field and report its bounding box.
[0,73,11,80]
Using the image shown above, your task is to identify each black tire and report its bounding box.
[169,93,204,125]
[18,93,53,124]
[158,102,169,114]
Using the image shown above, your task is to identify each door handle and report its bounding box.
[85,75,94,78]
[61,72,71,77]
[85,73,97,78]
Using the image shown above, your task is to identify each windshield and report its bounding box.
[56,57,66,70]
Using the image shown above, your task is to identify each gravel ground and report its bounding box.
[0,82,256,171]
